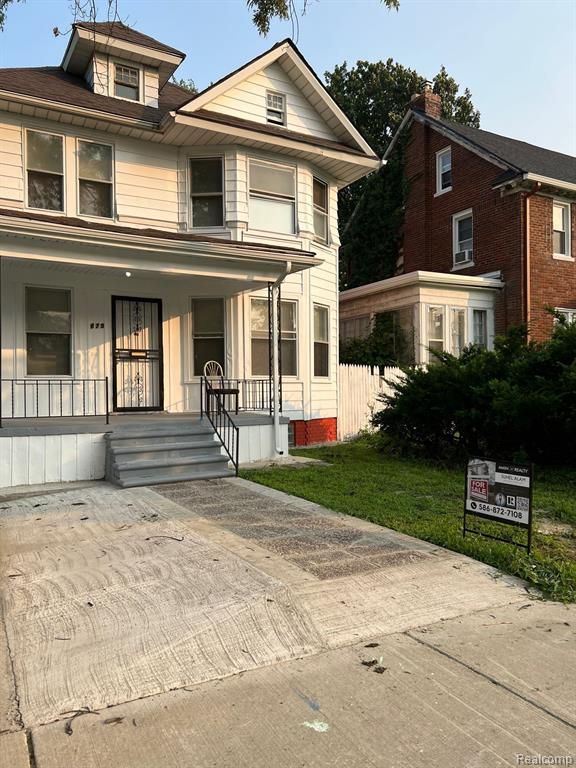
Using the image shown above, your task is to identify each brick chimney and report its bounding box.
[410,82,442,119]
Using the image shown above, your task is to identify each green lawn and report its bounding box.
[241,440,576,602]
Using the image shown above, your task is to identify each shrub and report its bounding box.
[340,311,415,367]
[372,323,576,466]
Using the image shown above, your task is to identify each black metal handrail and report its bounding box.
[199,377,272,414]
[0,377,109,427]
[221,378,272,414]
[201,377,240,475]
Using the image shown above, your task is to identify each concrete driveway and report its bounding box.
[0,477,574,767]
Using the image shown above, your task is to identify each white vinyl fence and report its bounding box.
[338,364,406,441]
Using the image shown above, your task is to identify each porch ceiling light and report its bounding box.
[125,271,132,277]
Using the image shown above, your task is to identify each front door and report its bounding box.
[112,296,163,411]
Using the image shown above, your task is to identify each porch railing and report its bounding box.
[199,378,272,414]
[0,378,110,427]
[201,377,239,475]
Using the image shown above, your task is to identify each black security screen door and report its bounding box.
[112,296,163,411]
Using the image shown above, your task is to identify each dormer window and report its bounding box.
[266,92,286,125]
[114,63,139,101]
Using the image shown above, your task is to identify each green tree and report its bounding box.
[0,0,21,29]
[0,0,400,32]
[247,0,399,36]
[325,60,480,289]
[372,321,576,467]
[170,77,197,94]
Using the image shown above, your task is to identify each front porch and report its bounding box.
[0,410,282,434]
[0,211,317,488]
[0,410,290,490]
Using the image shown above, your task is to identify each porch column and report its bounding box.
[270,262,292,457]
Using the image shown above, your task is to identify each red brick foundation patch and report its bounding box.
[292,417,337,446]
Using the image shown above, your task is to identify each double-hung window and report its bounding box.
[450,308,466,356]
[190,157,224,228]
[26,287,71,375]
[340,315,371,341]
[249,159,296,234]
[427,306,445,360]
[453,209,473,266]
[114,64,139,101]
[436,147,452,194]
[78,140,113,218]
[472,309,488,348]
[250,298,297,376]
[313,177,329,243]
[313,305,329,377]
[26,130,64,211]
[553,201,571,258]
[191,298,225,376]
[266,92,286,125]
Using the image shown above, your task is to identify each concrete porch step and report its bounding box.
[105,420,234,488]
[108,439,223,462]
[115,466,236,488]
[105,425,216,447]
[110,457,232,486]
[113,452,229,474]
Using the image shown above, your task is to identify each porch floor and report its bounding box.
[0,411,287,437]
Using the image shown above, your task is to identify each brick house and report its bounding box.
[340,87,576,363]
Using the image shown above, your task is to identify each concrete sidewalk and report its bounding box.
[0,478,574,767]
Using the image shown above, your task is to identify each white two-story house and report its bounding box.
[0,22,378,487]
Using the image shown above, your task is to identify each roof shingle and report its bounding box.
[74,21,185,58]
[0,66,194,123]
[0,208,315,256]
[421,112,576,186]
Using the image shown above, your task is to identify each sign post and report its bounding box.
[463,458,533,553]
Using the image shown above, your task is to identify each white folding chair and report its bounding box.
[203,361,239,414]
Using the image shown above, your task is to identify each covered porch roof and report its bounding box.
[0,209,321,291]
[340,270,505,303]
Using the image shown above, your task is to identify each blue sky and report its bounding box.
[1,0,575,154]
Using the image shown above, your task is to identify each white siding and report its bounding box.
[0,120,23,203]
[92,52,109,97]
[0,94,343,430]
[0,434,106,488]
[237,423,288,464]
[203,62,337,141]
[227,149,247,224]
[115,142,179,227]
[144,68,159,108]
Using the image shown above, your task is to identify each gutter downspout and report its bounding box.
[271,261,292,456]
[523,182,541,338]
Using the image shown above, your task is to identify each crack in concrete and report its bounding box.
[1,600,24,731]
[404,630,576,732]
[25,729,38,768]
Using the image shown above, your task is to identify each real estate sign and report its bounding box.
[464,458,533,551]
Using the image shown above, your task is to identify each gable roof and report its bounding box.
[0,66,193,124]
[390,107,576,189]
[177,38,376,157]
[426,114,576,186]
[190,109,374,158]
[74,21,185,59]
[0,33,377,169]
